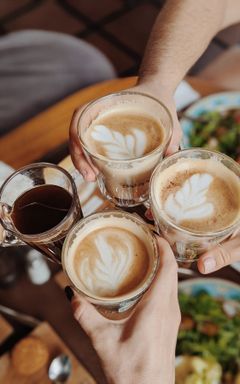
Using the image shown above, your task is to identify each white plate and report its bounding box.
[180,91,240,148]
[179,277,240,299]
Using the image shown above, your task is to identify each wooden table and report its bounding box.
[0,77,239,384]
[0,76,223,169]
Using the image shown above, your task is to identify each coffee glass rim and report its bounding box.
[77,90,173,164]
[61,209,159,305]
[150,148,240,238]
[0,162,78,242]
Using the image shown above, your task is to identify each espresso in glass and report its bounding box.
[0,163,82,263]
[62,211,159,312]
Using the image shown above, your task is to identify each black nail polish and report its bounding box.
[65,286,74,302]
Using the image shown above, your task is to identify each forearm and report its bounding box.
[139,0,240,94]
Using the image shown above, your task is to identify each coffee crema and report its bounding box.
[65,216,153,299]
[83,109,164,160]
[153,158,240,232]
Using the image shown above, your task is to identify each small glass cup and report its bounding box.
[0,163,83,263]
[150,149,240,262]
[62,210,159,314]
[78,91,172,207]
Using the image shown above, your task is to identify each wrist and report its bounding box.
[135,76,175,103]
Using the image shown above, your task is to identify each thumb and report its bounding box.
[141,236,178,307]
[198,235,240,274]
[70,290,106,336]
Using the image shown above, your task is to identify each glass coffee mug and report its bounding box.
[78,91,172,207]
[62,210,159,314]
[150,149,240,262]
[0,163,83,263]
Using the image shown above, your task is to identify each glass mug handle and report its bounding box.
[0,203,25,247]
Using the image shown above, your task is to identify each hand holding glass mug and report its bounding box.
[150,148,240,264]
[69,91,173,207]
[67,237,180,384]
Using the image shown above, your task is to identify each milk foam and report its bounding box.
[91,125,147,160]
[152,158,240,232]
[78,230,137,296]
[66,215,154,299]
[164,173,214,222]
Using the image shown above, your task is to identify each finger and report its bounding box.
[69,109,97,182]
[140,237,178,307]
[71,291,106,336]
[145,208,153,221]
[165,116,182,156]
[197,235,240,274]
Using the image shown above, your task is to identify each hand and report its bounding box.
[197,231,240,274]
[69,83,181,182]
[67,237,180,384]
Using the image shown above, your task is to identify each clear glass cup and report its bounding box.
[0,163,83,263]
[78,91,173,207]
[62,210,159,314]
[150,149,240,262]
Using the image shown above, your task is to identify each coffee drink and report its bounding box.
[83,109,164,160]
[79,92,172,207]
[63,211,158,302]
[152,158,240,232]
[0,163,82,264]
[10,184,82,262]
[12,185,73,235]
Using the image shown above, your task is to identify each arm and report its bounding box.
[139,0,240,95]
[70,0,240,175]
[66,238,180,384]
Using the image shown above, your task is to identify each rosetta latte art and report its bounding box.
[164,173,214,223]
[79,232,134,296]
[91,124,147,159]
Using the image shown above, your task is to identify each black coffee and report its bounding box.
[12,184,72,235]
[11,184,82,263]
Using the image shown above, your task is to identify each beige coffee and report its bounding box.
[153,158,240,232]
[65,215,154,299]
[83,108,164,160]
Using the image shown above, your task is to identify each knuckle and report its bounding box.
[217,244,232,267]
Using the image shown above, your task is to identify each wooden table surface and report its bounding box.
[0,76,223,169]
[0,76,239,384]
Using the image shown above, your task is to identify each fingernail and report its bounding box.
[203,257,216,273]
[65,286,74,302]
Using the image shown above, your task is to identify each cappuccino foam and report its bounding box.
[83,108,164,160]
[65,216,153,299]
[153,158,240,232]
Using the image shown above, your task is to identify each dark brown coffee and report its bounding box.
[11,184,82,262]
[12,185,72,234]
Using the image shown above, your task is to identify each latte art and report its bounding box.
[164,173,214,223]
[83,110,164,160]
[70,225,150,298]
[78,230,138,296]
[153,158,240,232]
[91,125,147,159]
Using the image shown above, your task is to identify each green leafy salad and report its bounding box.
[177,291,240,383]
[188,108,240,162]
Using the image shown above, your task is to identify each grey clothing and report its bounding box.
[0,30,116,135]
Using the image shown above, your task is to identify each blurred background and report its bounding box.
[0,0,240,77]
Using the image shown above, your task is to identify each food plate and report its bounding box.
[176,278,240,384]
[180,91,240,160]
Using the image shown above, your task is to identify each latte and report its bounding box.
[83,108,164,160]
[153,158,240,232]
[63,212,157,300]
[79,92,172,207]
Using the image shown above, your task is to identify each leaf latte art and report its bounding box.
[91,125,147,159]
[74,227,149,298]
[164,173,214,223]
